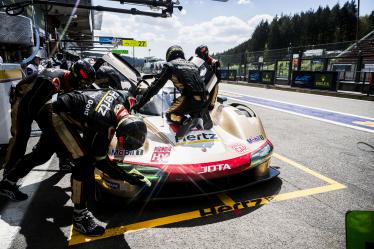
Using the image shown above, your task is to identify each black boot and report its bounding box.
[0,180,28,201]
[202,112,213,130]
[176,117,199,140]
[73,209,105,236]
[59,157,74,172]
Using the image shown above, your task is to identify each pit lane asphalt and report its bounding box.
[0,83,373,249]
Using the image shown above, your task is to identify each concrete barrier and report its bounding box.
[0,64,23,144]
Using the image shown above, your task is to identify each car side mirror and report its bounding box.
[217,96,227,103]
[142,74,155,80]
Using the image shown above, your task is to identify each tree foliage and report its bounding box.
[217,1,374,61]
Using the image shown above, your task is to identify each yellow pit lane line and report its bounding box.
[69,153,346,246]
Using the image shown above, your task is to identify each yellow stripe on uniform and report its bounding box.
[95,91,112,112]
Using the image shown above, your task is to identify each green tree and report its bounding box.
[268,17,282,49]
[251,20,270,51]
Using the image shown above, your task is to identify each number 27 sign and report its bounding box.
[122,40,147,47]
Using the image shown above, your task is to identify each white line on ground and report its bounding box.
[0,157,54,249]
[221,90,374,120]
[222,93,374,134]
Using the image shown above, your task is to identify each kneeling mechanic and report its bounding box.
[0,89,150,236]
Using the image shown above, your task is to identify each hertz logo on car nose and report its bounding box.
[176,133,220,145]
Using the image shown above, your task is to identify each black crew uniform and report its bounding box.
[5,89,134,207]
[204,56,221,110]
[3,68,70,175]
[136,58,207,124]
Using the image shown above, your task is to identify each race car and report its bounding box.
[93,53,279,200]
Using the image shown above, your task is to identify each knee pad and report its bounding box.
[71,179,84,205]
[167,113,184,124]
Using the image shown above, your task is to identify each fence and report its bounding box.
[215,39,374,93]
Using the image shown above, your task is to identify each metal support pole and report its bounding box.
[322,58,329,71]
[274,60,278,84]
[297,50,303,71]
[361,72,366,93]
[355,51,363,83]
[133,46,135,67]
[356,0,360,41]
[288,56,293,85]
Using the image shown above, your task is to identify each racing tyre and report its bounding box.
[253,161,270,179]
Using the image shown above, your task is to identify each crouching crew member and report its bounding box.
[2,60,96,178]
[133,45,211,129]
[0,89,150,236]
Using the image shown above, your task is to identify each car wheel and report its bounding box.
[253,160,270,179]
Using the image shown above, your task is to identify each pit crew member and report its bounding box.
[195,45,221,111]
[133,45,211,129]
[25,54,44,76]
[2,60,96,178]
[0,89,150,236]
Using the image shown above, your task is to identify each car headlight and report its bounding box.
[250,143,273,167]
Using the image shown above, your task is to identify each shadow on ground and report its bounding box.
[72,168,282,248]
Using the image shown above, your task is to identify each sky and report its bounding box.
[93,0,374,59]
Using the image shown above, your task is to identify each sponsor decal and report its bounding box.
[176,132,220,145]
[111,148,144,157]
[84,99,94,116]
[314,74,332,88]
[102,177,120,190]
[151,146,171,163]
[230,143,249,154]
[199,197,271,217]
[261,72,274,83]
[249,72,260,81]
[295,75,312,83]
[96,90,120,116]
[247,135,264,144]
[198,163,231,174]
[315,75,329,87]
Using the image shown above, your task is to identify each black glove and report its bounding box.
[123,168,151,187]
[96,158,151,187]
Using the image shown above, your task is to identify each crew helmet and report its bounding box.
[96,66,122,89]
[69,60,96,88]
[116,115,147,150]
[195,45,209,61]
[166,45,185,62]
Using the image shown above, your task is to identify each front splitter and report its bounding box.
[96,167,280,201]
